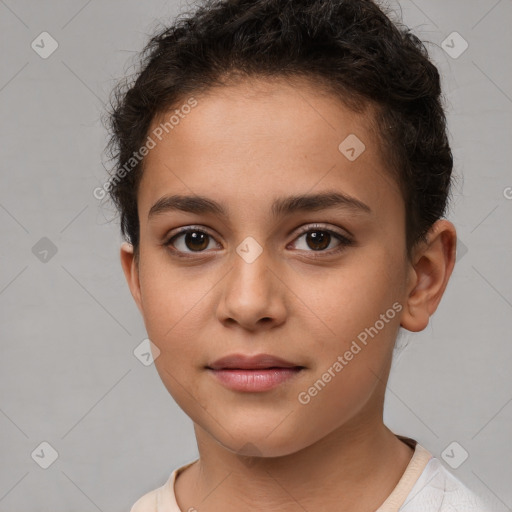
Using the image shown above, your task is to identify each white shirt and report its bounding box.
[130,437,494,511]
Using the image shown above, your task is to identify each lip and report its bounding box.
[207,368,305,392]
[205,353,305,392]
[206,353,303,370]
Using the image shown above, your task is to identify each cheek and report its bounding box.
[289,250,403,419]
[292,249,403,345]
[140,261,207,411]
[290,263,401,437]
[136,259,211,394]
[138,253,213,339]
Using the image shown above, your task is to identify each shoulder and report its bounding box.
[129,487,159,512]
[401,456,496,512]
[128,459,198,512]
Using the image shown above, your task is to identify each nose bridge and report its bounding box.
[229,236,273,299]
[217,235,286,329]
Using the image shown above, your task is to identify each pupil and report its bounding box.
[307,231,330,251]
[186,231,209,251]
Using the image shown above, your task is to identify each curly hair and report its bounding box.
[103,0,453,262]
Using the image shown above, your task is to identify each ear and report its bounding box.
[400,219,457,332]
[120,242,143,314]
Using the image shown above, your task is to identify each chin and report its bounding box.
[209,420,309,459]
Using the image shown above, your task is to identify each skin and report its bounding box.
[120,77,456,511]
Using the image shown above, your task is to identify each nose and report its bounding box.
[216,244,287,332]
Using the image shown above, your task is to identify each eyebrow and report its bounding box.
[147,191,372,221]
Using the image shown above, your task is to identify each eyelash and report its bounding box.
[163,224,354,259]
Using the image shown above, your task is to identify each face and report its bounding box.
[120,77,454,458]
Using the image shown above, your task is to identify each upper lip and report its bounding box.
[206,353,304,370]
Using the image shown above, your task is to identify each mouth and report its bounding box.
[206,365,305,370]
[205,353,306,392]
[206,367,305,392]
[206,353,305,371]
[205,354,306,393]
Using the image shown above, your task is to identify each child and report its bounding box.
[104,0,493,510]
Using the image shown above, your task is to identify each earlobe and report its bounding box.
[400,220,457,333]
[120,242,143,314]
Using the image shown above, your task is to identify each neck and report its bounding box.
[175,415,414,512]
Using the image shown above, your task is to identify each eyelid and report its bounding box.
[164,224,216,241]
[293,222,352,240]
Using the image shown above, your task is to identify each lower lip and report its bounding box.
[207,367,304,392]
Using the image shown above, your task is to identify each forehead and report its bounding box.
[138,77,401,223]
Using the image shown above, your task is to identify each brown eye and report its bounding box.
[182,231,209,251]
[291,226,354,256]
[165,228,218,254]
[304,230,331,251]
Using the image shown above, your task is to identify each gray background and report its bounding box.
[0,0,511,510]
